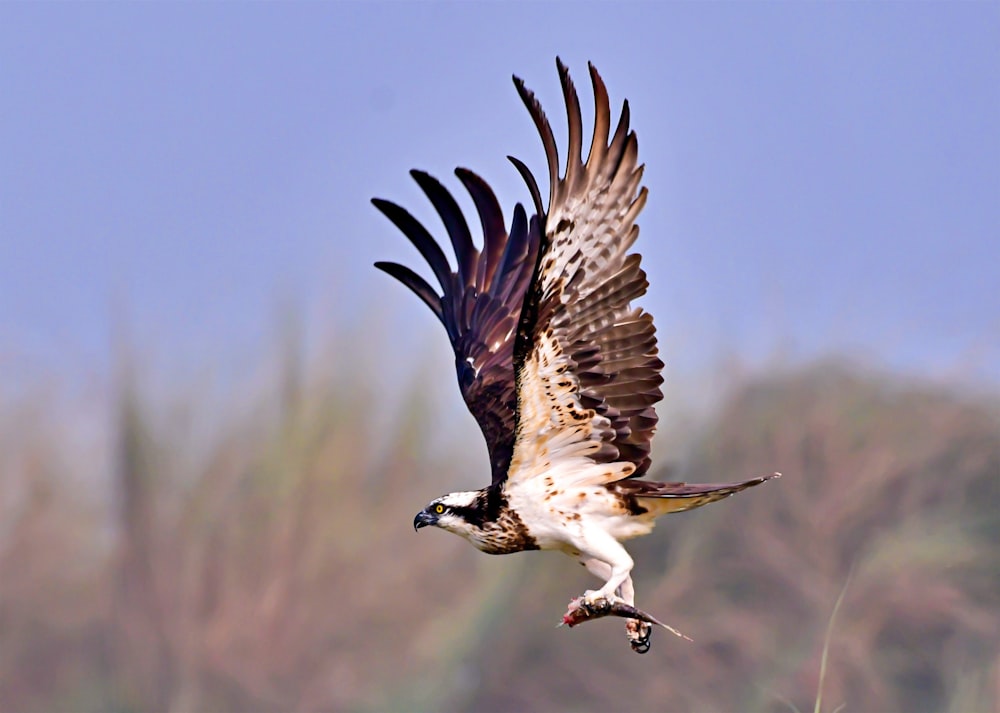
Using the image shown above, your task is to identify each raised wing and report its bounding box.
[506,60,663,487]
[374,169,542,482]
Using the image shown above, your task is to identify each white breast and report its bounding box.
[505,470,657,551]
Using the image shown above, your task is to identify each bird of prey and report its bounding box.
[374,59,778,653]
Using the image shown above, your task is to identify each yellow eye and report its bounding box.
[434,504,445,514]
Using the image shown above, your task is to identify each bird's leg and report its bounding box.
[570,531,635,619]
[577,533,633,607]
[580,558,616,594]
[580,557,629,601]
[575,558,615,617]
[619,574,651,653]
[580,556,651,653]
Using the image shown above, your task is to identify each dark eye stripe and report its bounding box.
[449,505,488,528]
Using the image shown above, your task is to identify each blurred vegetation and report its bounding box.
[1,341,998,712]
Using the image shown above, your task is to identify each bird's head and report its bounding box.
[413,490,486,540]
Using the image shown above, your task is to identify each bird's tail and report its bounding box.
[614,472,781,515]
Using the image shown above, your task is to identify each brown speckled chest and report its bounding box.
[469,507,539,555]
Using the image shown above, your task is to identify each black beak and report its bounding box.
[413,510,436,531]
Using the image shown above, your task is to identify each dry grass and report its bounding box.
[1,349,997,712]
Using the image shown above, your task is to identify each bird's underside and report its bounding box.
[376,59,780,654]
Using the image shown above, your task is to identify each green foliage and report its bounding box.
[1,353,997,712]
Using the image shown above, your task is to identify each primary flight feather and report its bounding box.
[374,59,778,653]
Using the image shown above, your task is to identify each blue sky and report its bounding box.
[2,2,998,390]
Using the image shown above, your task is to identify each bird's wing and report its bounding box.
[504,60,663,488]
[374,169,542,482]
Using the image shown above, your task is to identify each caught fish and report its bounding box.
[560,596,692,646]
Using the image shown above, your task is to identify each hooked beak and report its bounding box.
[413,509,437,531]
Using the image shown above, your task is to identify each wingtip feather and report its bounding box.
[371,196,454,292]
[508,155,545,219]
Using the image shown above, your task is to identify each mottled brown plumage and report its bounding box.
[511,62,661,478]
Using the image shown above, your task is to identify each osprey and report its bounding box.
[374,60,778,653]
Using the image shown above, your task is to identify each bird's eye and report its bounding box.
[434,504,445,514]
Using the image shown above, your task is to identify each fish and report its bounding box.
[560,596,692,652]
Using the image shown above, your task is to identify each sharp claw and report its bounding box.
[581,596,612,616]
[630,636,651,654]
[627,619,652,654]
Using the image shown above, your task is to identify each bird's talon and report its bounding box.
[582,589,620,610]
[626,619,652,654]
[581,597,609,616]
[629,635,651,654]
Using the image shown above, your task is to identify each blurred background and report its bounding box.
[2,3,998,712]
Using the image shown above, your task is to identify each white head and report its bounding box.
[413,489,488,541]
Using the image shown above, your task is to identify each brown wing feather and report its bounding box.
[506,59,662,486]
[374,169,542,483]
